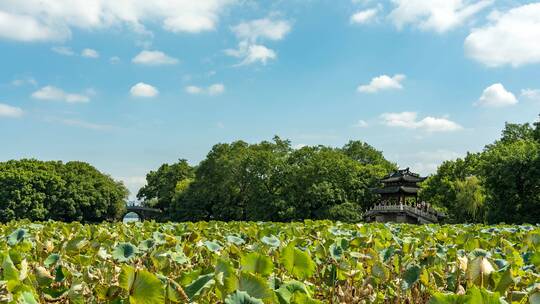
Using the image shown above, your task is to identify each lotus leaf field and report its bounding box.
[0,221,539,303]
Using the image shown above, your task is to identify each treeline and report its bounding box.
[137,138,396,222]
[0,160,128,222]
[1,116,538,224]
[420,117,540,224]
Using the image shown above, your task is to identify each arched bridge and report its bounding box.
[123,205,162,221]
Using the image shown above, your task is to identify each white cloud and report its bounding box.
[0,10,66,41]
[11,77,37,86]
[521,88,540,102]
[0,103,23,118]
[208,83,225,95]
[380,111,462,132]
[61,119,114,131]
[132,50,179,65]
[475,83,517,107]
[0,0,234,42]
[81,48,99,58]
[186,85,204,95]
[357,74,405,93]
[109,56,120,64]
[231,18,291,42]
[32,86,90,103]
[393,150,463,175]
[186,86,203,94]
[185,83,225,96]
[350,8,378,24]
[130,82,158,98]
[352,120,369,128]
[464,3,540,67]
[51,46,75,56]
[389,0,493,33]
[226,18,290,66]
[229,43,277,66]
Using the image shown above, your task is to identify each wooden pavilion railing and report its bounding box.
[364,204,439,223]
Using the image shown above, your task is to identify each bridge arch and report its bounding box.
[122,205,162,221]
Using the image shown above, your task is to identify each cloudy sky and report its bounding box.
[1,0,539,198]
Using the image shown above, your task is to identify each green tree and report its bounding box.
[340,140,397,172]
[137,159,194,213]
[422,117,540,224]
[174,138,290,221]
[454,176,486,223]
[419,153,483,223]
[480,139,540,224]
[172,137,392,222]
[498,122,535,144]
[0,159,128,222]
[534,115,540,142]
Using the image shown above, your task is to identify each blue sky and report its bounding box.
[1,0,540,198]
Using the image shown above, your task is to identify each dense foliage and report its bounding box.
[0,159,128,222]
[137,160,194,214]
[421,117,540,224]
[156,137,396,222]
[0,221,538,303]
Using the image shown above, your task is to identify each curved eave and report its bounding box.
[381,175,426,183]
[374,186,420,195]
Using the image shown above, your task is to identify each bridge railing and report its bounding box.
[365,204,438,222]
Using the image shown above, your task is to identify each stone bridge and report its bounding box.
[123,205,162,221]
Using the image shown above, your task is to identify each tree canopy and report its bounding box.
[420,116,540,224]
[168,137,395,222]
[136,159,194,214]
[0,159,128,222]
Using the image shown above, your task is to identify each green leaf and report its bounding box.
[65,236,88,252]
[54,265,66,282]
[7,229,27,246]
[280,244,316,280]
[44,253,60,267]
[129,270,165,304]
[291,292,322,304]
[227,235,246,245]
[530,292,540,304]
[428,293,463,304]
[68,283,85,304]
[329,243,343,261]
[276,280,310,304]
[138,239,155,251]
[372,263,388,281]
[241,252,274,277]
[35,266,54,287]
[17,291,38,304]
[402,264,422,290]
[165,279,188,303]
[119,264,135,290]
[494,268,514,293]
[465,287,503,304]
[216,259,239,297]
[119,265,164,304]
[238,272,272,300]
[2,253,19,281]
[225,290,264,304]
[261,235,281,248]
[113,242,138,262]
[184,273,215,300]
[204,240,222,253]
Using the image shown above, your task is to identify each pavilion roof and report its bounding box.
[380,168,426,183]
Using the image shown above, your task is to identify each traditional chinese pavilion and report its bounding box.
[364,168,444,224]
